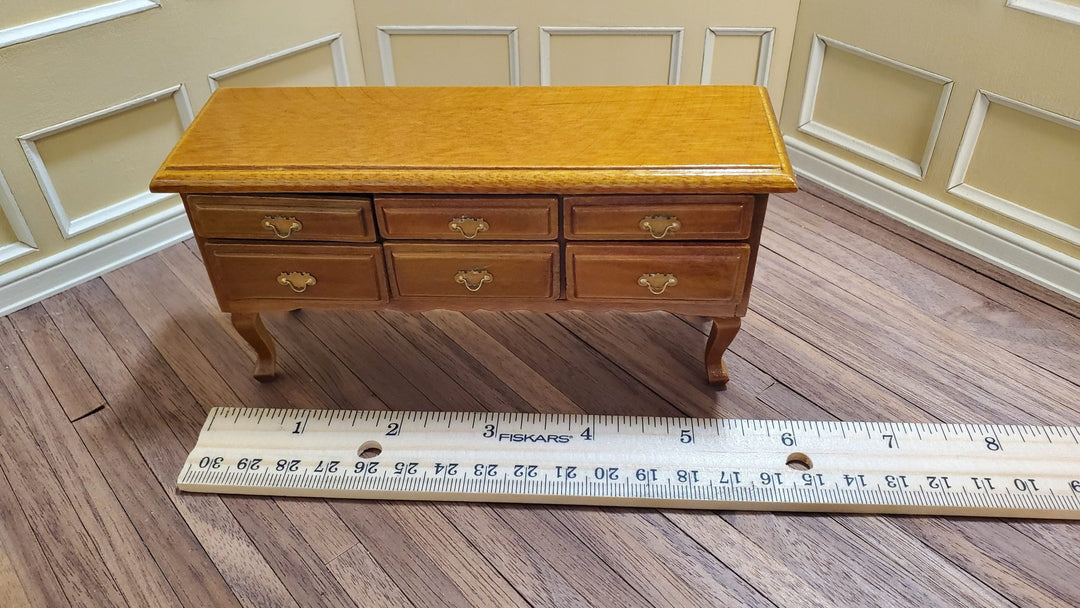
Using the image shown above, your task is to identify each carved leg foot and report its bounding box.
[231,312,277,382]
[705,317,741,386]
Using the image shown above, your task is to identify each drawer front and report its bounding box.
[375,196,558,240]
[566,243,750,302]
[188,195,375,242]
[204,243,387,303]
[564,195,754,240]
[385,243,559,299]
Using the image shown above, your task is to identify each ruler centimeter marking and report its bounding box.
[178,407,1080,519]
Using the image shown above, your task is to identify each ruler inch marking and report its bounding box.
[177,409,1080,520]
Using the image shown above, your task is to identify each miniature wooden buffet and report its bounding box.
[150,85,797,385]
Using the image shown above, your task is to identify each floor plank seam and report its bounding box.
[833,517,1021,608]
[433,506,539,608]
[66,281,292,606]
[295,309,437,409]
[494,505,656,607]
[68,417,197,608]
[740,302,936,423]
[102,264,247,416]
[75,280,202,455]
[543,312,711,419]
[761,206,1080,392]
[758,225,1080,391]
[1,321,154,608]
[778,187,1080,319]
[0,451,77,608]
[8,316,92,426]
[534,507,671,608]
[751,246,1079,424]
[69,404,107,423]
[657,512,783,608]
[322,542,417,608]
[770,193,1080,379]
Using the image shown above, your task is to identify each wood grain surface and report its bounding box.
[149,86,797,194]
[566,243,750,302]
[564,194,755,240]
[203,242,388,307]
[187,195,376,242]
[375,195,559,240]
[2,182,1077,607]
[384,242,560,299]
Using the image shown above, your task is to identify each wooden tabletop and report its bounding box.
[151,85,797,195]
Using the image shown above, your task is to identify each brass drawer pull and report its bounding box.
[448,216,489,239]
[263,215,303,238]
[639,215,681,239]
[277,271,317,293]
[638,273,677,295]
[454,269,493,292]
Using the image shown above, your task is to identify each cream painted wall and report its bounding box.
[0,1,365,313]
[780,0,1080,265]
[356,1,800,104]
[2,0,99,28]
[1,0,1077,313]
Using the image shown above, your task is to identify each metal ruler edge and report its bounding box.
[177,407,1080,520]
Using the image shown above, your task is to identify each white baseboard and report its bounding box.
[0,204,192,317]
[784,136,1080,302]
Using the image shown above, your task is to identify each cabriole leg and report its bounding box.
[705,316,741,385]
[231,312,277,381]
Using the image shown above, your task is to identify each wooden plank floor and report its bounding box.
[2,183,1078,608]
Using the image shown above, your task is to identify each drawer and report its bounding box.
[203,243,387,304]
[187,195,375,242]
[566,243,750,302]
[564,195,754,240]
[375,196,558,240]
[385,243,559,299]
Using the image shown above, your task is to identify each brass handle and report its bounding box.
[448,216,489,239]
[637,273,677,295]
[639,215,681,239]
[262,215,303,238]
[454,269,493,292]
[277,271,317,293]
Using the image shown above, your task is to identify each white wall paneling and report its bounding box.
[208,33,350,91]
[1006,0,1080,26]
[947,89,1080,246]
[539,26,684,86]
[376,26,520,86]
[0,0,159,49]
[0,204,190,317]
[786,136,1080,301]
[797,35,953,180]
[700,27,774,86]
[18,84,193,239]
[0,169,37,266]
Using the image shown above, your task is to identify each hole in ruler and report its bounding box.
[358,441,382,459]
[786,452,813,471]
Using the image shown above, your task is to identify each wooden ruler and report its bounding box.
[178,408,1080,519]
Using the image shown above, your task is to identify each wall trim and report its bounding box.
[208,33,350,92]
[0,168,37,266]
[1006,0,1080,26]
[797,35,953,181]
[18,84,194,239]
[376,26,520,86]
[700,27,774,86]
[0,0,158,49]
[947,89,1080,247]
[785,136,1080,302]
[539,26,684,86]
[0,202,191,317]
